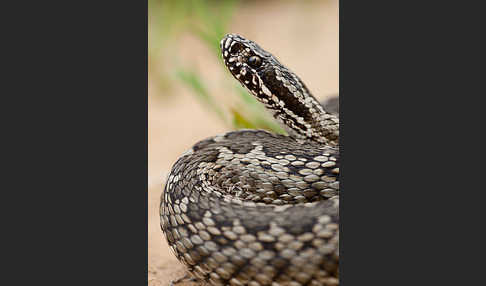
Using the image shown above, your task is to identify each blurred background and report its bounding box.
[148,0,338,285]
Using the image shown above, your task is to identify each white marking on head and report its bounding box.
[272,94,279,103]
[224,38,232,49]
[261,84,272,97]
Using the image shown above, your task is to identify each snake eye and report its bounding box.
[248,56,262,68]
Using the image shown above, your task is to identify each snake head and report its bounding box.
[220,33,275,99]
[220,34,305,116]
[220,33,339,145]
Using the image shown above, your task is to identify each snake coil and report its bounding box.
[161,34,339,286]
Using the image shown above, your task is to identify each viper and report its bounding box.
[160,34,339,286]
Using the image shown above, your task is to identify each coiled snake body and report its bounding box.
[160,34,339,286]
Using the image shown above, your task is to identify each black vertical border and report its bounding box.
[3,1,148,284]
[340,1,483,285]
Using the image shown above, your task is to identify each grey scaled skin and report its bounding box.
[161,34,339,286]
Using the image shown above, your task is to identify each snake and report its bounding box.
[160,34,339,286]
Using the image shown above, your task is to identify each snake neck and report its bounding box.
[221,33,339,146]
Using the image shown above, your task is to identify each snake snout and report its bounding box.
[221,34,248,58]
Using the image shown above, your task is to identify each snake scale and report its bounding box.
[160,34,339,286]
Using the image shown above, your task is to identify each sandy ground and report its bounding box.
[148,1,338,285]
